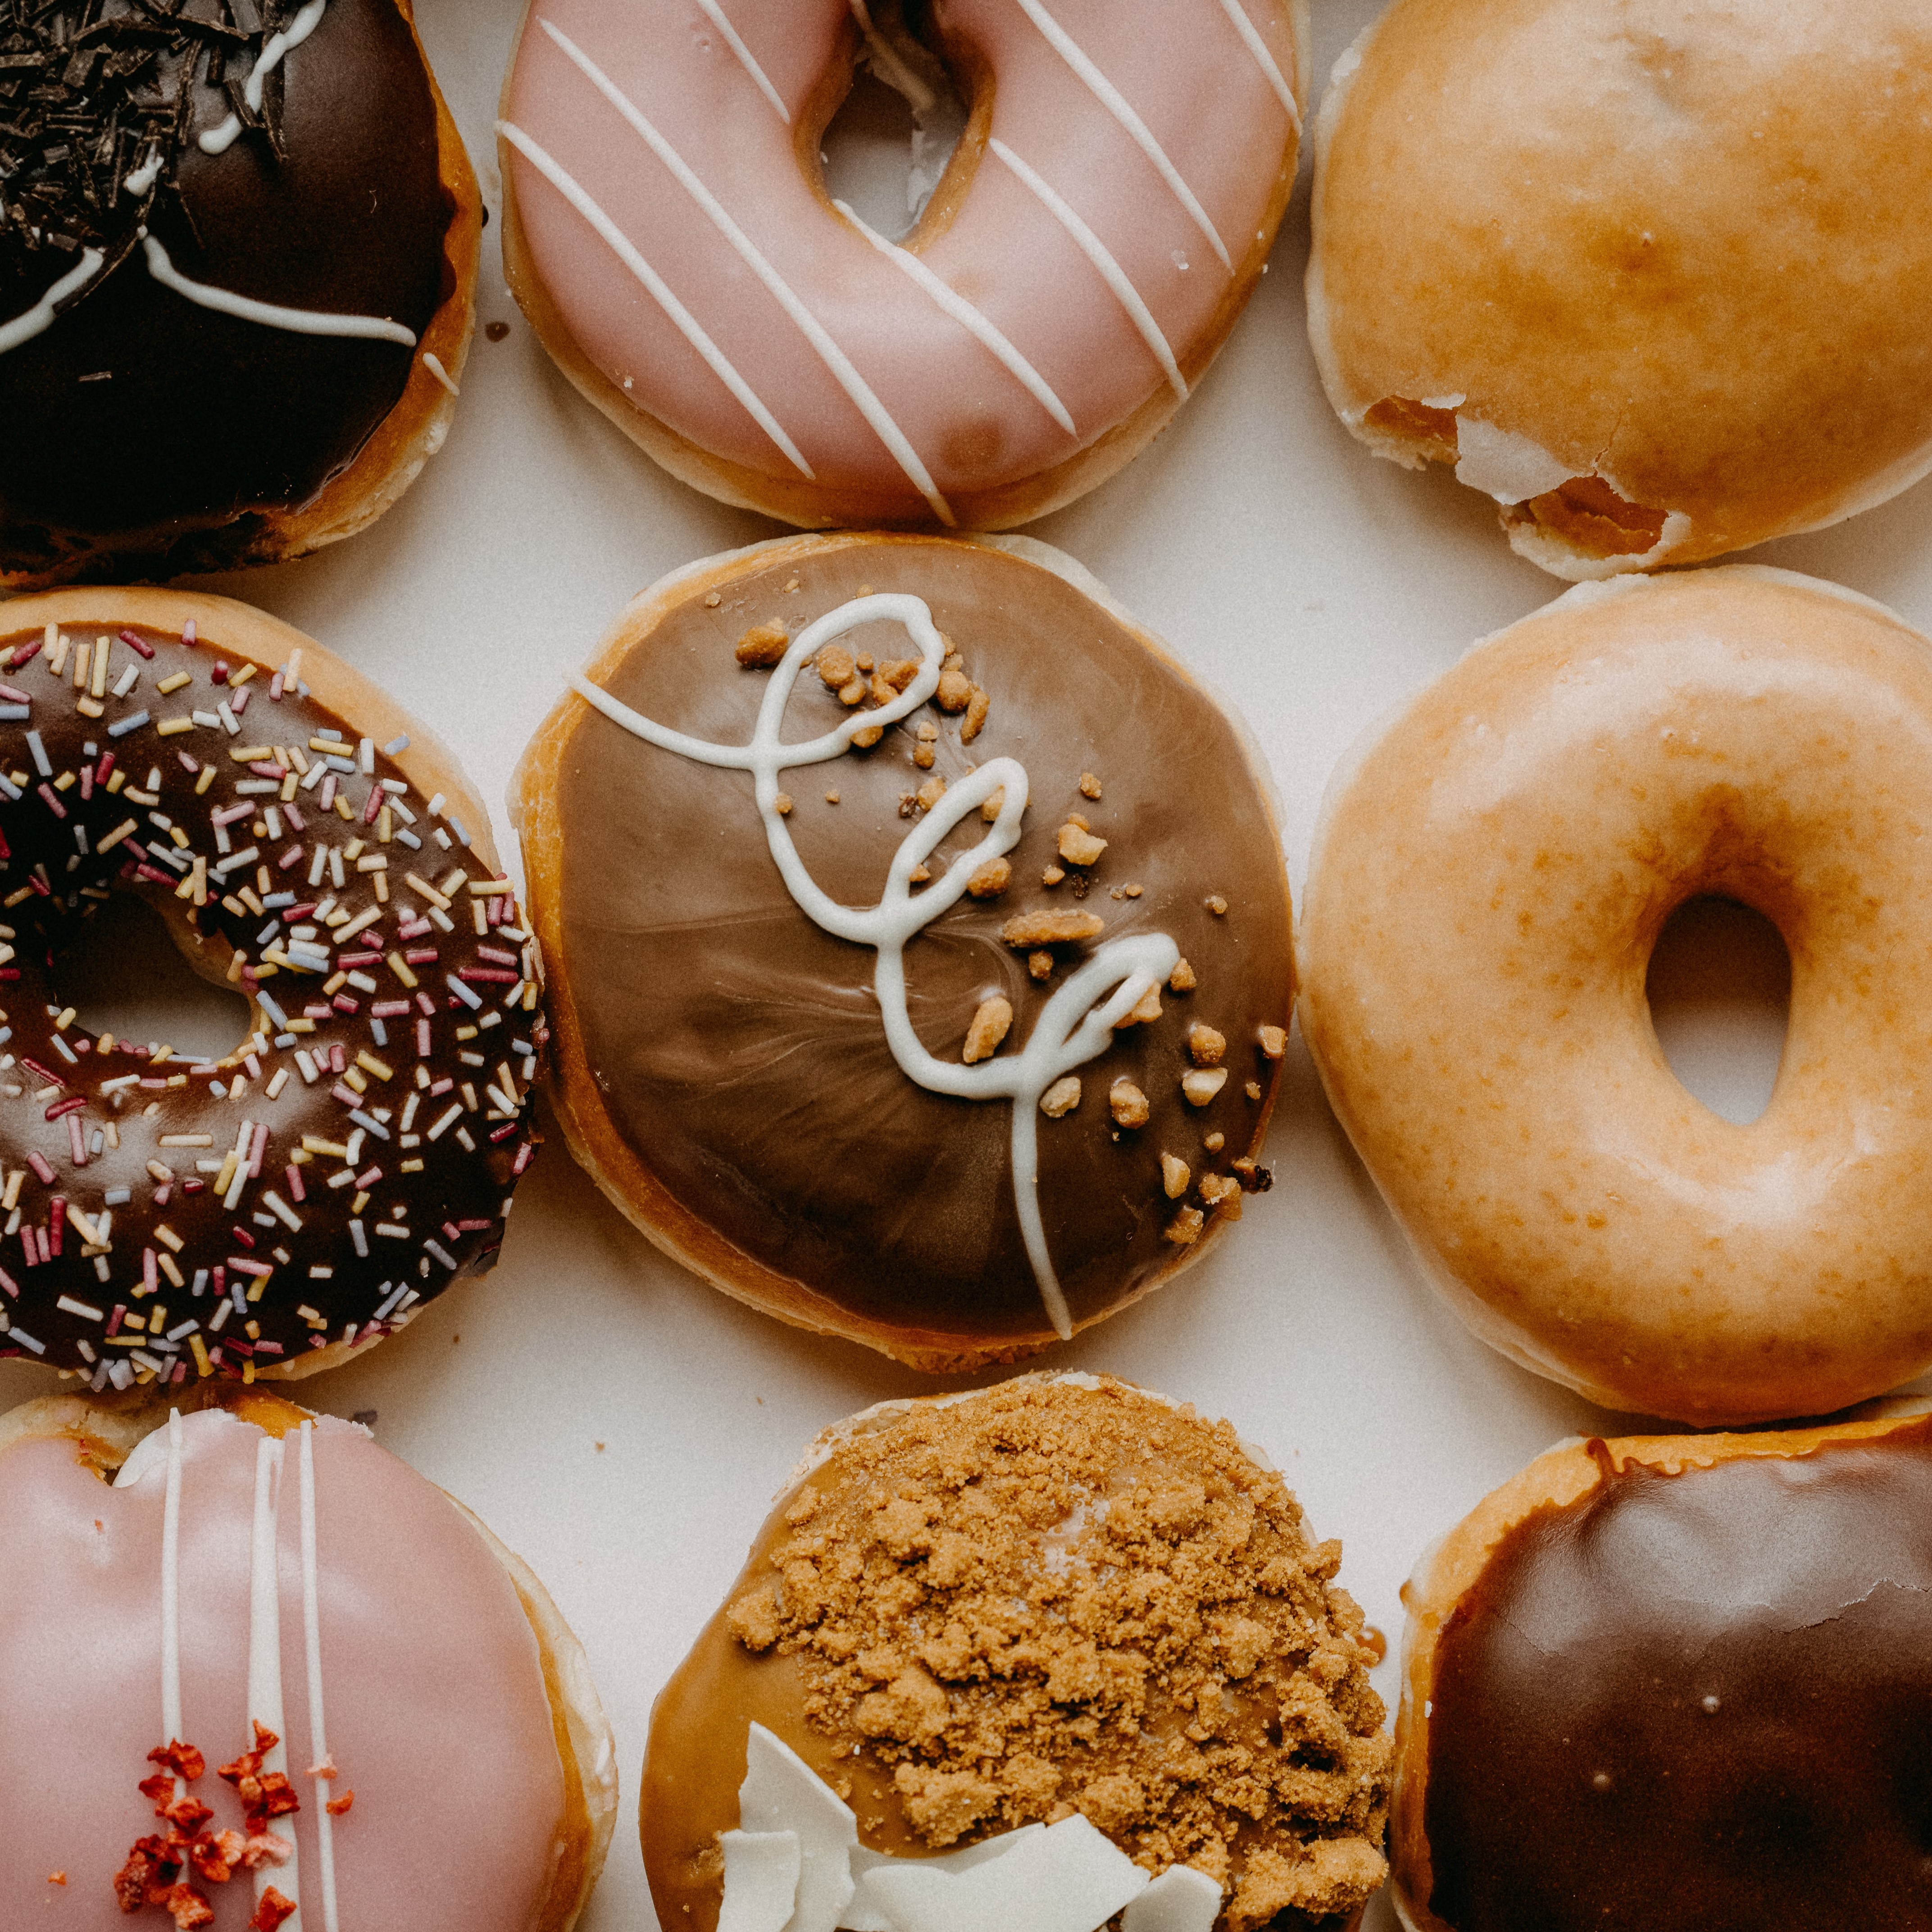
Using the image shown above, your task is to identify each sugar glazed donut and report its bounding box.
[1307,0,1932,579]
[0,0,481,588]
[643,1374,1392,1932]
[0,589,546,1386]
[1297,568,1932,1426]
[1392,1405,1932,1932]
[0,1388,615,1931]
[498,0,1305,529]
[512,532,1294,1371]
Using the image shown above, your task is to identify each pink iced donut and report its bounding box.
[498,0,1305,529]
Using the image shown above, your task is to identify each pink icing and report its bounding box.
[501,0,1300,514]
[0,1410,566,1929]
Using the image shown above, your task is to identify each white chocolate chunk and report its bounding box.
[718,1831,803,1932]
[739,1725,858,1932]
[1121,1864,1223,1932]
[843,1827,1049,1930]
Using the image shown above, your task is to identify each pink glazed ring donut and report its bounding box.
[497,0,1306,530]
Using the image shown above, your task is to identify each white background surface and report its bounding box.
[10,3,1932,1926]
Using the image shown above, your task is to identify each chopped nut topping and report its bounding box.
[774,794,794,817]
[825,790,841,805]
[1205,1132,1226,1153]
[1206,895,1229,916]
[1188,1024,1227,1067]
[1246,1080,1263,1100]
[917,775,947,811]
[734,622,789,667]
[941,647,963,671]
[936,668,973,712]
[785,577,803,593]
[838,677,868,707]
[816,644,856,689]
[1161,1153,1191,1198]
[916,720,939,741]
[1182,1068,1229,1107]
[964,996,1014,1064]
[1232,1157,1274,1193]
[1028,950,1054,982]
[705,591,722,608]
[1123,883,1143,898]
[1113,982,1162,1028]
[1109,1078,1150,1128]
[1164,1205,1205,1246]
[1058,822,1108,867]
[967,857,1012,899]
[857,583,874,596]
[1040,1076,1082,1118]
[982,788,1005,823]
[1079,772,1103,800]
[1169,959,1198,992]
[961,686,990,743]
[878,659,922,693]
[1003,910,1105,948]
[914,745,936,770]
[852,723,885,749]
[909,864,931,884]
[1258,1024,1287,1059]
[1042,864,1066,887]
[1200,1173,1243,1220]
[857,653,875,672]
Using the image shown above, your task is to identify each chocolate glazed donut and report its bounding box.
[0,0,480,587]
[1392,1407,1932,1932]
[513,532,1296,1371]
[0,589,546,1384]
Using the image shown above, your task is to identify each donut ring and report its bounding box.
[1298,568,1932,1426]
[512,531,1296,1372]
[1307,0,1932,580]
[1393,1403,1932,1932]
[498,0,1305,530]
[0,1386,616,1929]
[0,590,546,1386]
[0,0,481,588]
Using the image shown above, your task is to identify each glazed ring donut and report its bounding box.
[1298,568,1932,1426]
[1307,0,1932,579]
[0,1386,616,1929]
[512,531,1296,1372]
[0,589,546,1386]
[643,1372,1391,1932]
[0,0,481,588]
[1392,1402,1932,1932]
[498,0,1305,529]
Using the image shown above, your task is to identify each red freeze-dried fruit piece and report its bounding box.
[241,1832,294,1870]
[325,1789,355,1816]
[189,1830,245,1885]
[218,1722,277,1791]
[250,1886,298,1932]
[162,1885,216,1931]
[149,1741,208,1784]
[114,1843,161,1912]
[252,1773,299,1823]
[163,1796,213,1835]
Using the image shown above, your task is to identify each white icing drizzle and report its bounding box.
[299,1423,343,1932]
[834,199,1077,436]
[160,1409,185,1782]
[989,139,1187,402]
[568,592,1177,1337]
[422,350,460,396]
[694,0,791,124]
[247,1432,300,1918]
[200,0,330,155]
[0,247,104,356]
[538,20,956,523]
[1212,0,1300,130]
[1010,0,1231,272]
[497,117,814,477]
[122,151,164,198]
[141,232,418,345]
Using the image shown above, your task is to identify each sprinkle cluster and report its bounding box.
[0,617,545,1382]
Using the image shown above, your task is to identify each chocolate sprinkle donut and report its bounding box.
[0,589,545,1384]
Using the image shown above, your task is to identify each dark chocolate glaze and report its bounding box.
[550,537,1294,1352]
[0,618,541,1377]
[1423,1420,1932,1932]
[0,0,451,581]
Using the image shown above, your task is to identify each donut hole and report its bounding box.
[52,890,255,1063]
[819,3,969,242]
[1644,896,1791,1126]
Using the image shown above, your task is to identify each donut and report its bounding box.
[1296,567,1932,1426]
[1391,1403,1932,1932]
[0,0,481,588]
[642,1372,1392,1932]
[511,531,1294,1371]
[0,587,546,1386]
[1306,0,1932,579]
[496,0,1305,530]
[0,1386,615,1930]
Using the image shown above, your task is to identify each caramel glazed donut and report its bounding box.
[498,0,1306,530]
[644,1373,1392,1932]
[0,0,480,588]
[0,590,546,1386]
[512,532,1295,1372]
[1298,568,1932,1427]
[0,1387,616,1931]
[1307,0,1932,580]
[1392,1402,1932,1932]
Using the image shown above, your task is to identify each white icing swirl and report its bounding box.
[200,0,331,155]
[141,232,419,345]
[0,247,104,356]
[568,591,1178,1338]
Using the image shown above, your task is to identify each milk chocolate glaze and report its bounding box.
[0,0,450,580]
[552,537,1294,1354]
[1424,1420,1932,1932]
